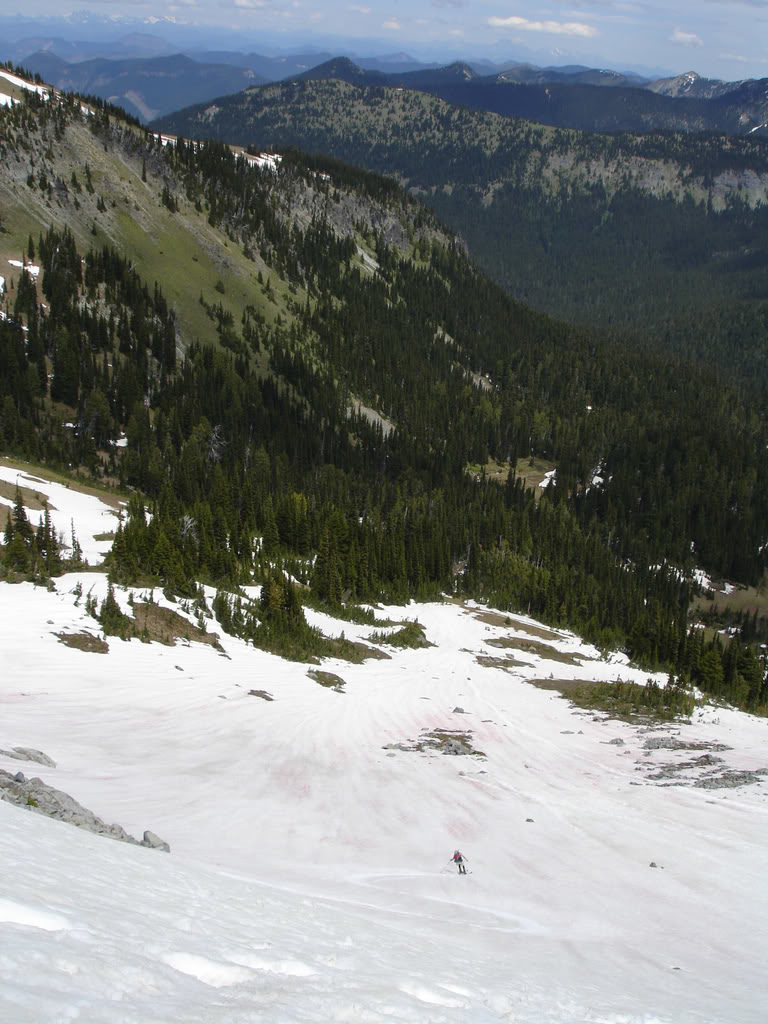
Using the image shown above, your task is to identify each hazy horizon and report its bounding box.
[1,3,765,82]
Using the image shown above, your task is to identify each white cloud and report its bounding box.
[488,16,598,37]
[382,18,401,30]
[721,53,749,62]
[349,4,371,12]
[449,28,465,36]
[670,28,704,46]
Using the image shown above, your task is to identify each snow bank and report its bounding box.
[0,69,50,97]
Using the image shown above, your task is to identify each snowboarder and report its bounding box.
[451,849,467,874]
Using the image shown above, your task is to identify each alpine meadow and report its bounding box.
[1,36,768,1024]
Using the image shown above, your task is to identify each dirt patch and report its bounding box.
[485,636,584,665]
[368,621,432,649]
[473,610,562,642]
[691,576,768,620]
[529,677,602,694]
[329,638,391,663]
[465,457,510,483]
[0,479,54,512]
[308,669,346,692]
[55,631,109,654]
[131,602,223,649]
[564,679,695,722]
[475,654,529,671]
[513,456,557,499]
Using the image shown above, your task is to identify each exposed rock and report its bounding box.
[453,707,465,714]
[648,754,724,780]
[383,728,485,758]
[142,830,170,852]
[308,669,345,692]
[694,770,768,789]
[0,770,169,851]
[643,737,730,752]
[608,738,625,746]
[0,746,57,767]
[248,689,274,701]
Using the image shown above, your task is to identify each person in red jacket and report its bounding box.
[451,849,467,874]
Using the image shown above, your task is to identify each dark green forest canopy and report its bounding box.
[154,79,768,378]
[1,89,767,709]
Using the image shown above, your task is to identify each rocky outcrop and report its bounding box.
[694,770,768,789]
[0,770,169,852]
[142,829,171,852]
[642,737,730,752]
[0,747,57,767]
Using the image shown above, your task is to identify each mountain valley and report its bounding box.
[155,75,768,349]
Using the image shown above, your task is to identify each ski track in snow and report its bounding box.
[1,478,767,1022]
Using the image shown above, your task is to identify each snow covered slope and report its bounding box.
[0,463,124,565]
[1,469,767,1022]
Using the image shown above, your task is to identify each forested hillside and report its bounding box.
[290,57,768,138]
[154,78,768,372]
[1,83,766,708]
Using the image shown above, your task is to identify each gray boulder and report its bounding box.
[142,830,171,852]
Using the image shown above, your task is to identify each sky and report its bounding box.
[5,1,768,81]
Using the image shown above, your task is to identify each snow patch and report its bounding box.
[0,70,50,97]
[539,469,556,488]
[0,898,70,932]
[7,260,40,278]
[229,952,317,976]
[162,952,253,988]
[241,151,282,172]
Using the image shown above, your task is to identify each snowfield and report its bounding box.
[1,470,767,1022]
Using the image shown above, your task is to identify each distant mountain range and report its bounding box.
[14,52,267,123]
[286,57,768,137]
[10,43,768,136]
